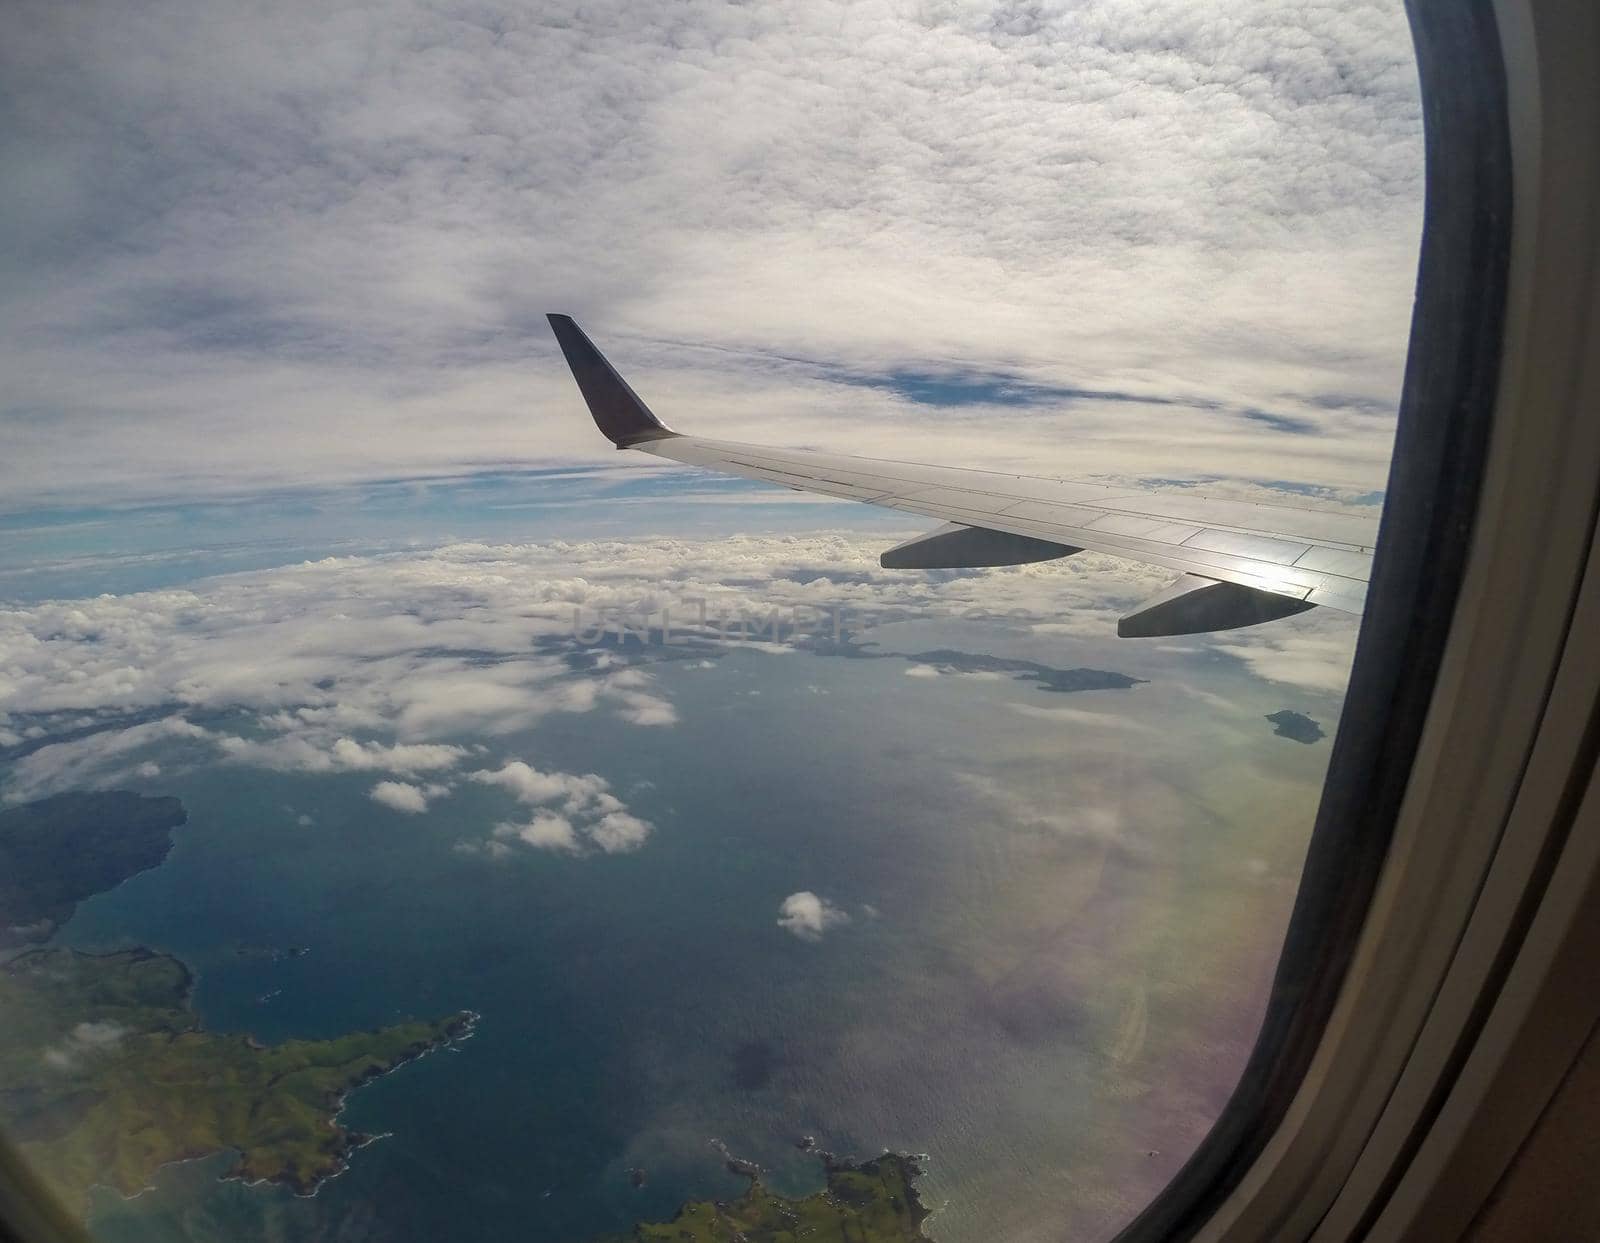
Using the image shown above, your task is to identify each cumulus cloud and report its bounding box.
[219,735,468,776]
[492,812,580,853]
[778,891,851,941]
[1,0,1418,508]
[611,692,678,727]
[469,762,613,812]
[464,758,652,857]
[369,780,438,814]
[587,810,653,854]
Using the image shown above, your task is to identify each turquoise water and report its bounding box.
[46,633,1333,1243]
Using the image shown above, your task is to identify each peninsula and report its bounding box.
[0,946,476,1210]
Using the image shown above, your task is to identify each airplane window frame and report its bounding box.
[1113,2,1515,1239]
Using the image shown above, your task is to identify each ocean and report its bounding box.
[49,626,1334,1243]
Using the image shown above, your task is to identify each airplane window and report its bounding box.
[0,3,1424,1242]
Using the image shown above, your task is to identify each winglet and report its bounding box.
[547,315,677,447]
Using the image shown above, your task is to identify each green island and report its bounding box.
[0,791,189,947]
[0,945,476,1211]
[592,1150,931,1243]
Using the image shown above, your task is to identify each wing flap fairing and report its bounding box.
[880,523,1082,569]
[1117,573,1318,638]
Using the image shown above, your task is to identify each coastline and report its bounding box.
[225,1008,482,1199]
[92,1009,481,1208]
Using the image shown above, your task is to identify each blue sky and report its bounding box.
[0,469,911,600]
[2,0,1423,523]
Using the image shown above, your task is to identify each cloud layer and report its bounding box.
[3,0,1420,507]
[0,532,1359,805]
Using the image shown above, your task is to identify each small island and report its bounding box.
[592,1150,931,1242]
[0,791,188,946]
[1265,709,1326,744]
[0,946,476,1210]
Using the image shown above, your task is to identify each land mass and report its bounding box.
[0,791,188,947]
[903,649,1144,693]
[0,946,475,1210]
[810,637,1144,693]
[592,1150,930,1242]
[1264,709,1326,744]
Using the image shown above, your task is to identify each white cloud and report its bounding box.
[1007,703,1152,731]
[587,810,652,854]
[369,780,433,814]
[611,692,678,727]
[1211,612,1361,693]
[1,0,1418,507]
[216,734,469,776]
[468,762,610,812]
[70,1020,126,1049]
[778,891,851,941]
[3,717,213,803]
[465,758,652,857]
[494,812,580,853]
[330,738,464,774]
[41,1020,128,1071]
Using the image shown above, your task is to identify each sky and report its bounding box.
[1,0,1424,515]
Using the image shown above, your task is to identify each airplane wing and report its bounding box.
[548,314,1377,637]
